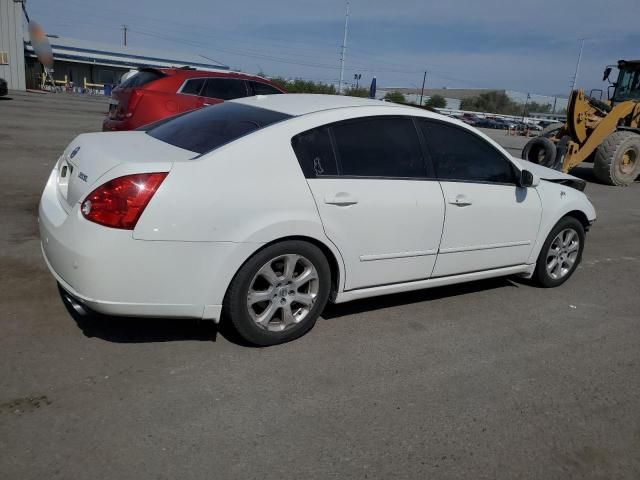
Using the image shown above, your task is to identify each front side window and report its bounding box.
[180,78,206,95]
[202,78,247,100]
[331,117,426,178]
[146,102,291,154]
[418,120,516,184]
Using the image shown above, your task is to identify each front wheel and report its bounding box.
[223,240,331,346]
[534,217,585,288]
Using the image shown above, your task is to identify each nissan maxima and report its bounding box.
[39,94,596,346]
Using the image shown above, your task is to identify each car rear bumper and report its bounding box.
[38,167,235,321]
[102,117,135,131]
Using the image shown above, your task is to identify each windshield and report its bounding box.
[614,68,640,102]
[146,102,292,154]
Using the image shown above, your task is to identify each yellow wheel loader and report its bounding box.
[522,60,640,186]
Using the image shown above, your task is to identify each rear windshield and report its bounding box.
[146,102,291,154]
[119,69,165,88]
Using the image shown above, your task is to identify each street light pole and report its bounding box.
[338,1,350,94]
[522,93,531,123]
[570,38,585,93]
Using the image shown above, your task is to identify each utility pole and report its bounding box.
[338,1,350,94]
[521,93,530,123]
[419,70,427,105]
[122,25,128,46]
[570,38,585,92]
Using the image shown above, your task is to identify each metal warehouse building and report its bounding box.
[0,0,228,91]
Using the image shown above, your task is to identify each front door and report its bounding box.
[416,119,542,277]
[292,116,445,290]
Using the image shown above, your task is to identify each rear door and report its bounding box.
[417,119,542,277]
[293,116,446,290]
[176,77,207,112]
[201,77,249,105]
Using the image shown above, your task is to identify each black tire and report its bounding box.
[223,240,331,346]
[593,131,640,186]
[521,136,558,168]
[534,216,585,288]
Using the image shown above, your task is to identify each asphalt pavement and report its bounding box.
[1,91,639,480]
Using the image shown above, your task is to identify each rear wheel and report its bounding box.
[593,131,640,186]
[534,217,585,288]
[223,240,331,346]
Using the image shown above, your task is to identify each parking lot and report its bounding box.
[1,91,639,479]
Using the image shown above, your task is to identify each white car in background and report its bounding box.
[39,94,596,346]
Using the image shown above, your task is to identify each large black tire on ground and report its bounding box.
[521,136,558,168]
[541,122,564,138]
[593,131,640,186]
[223,240,331,346]
[534,216,585,288]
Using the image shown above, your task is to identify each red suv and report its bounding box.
[102,68,286,131]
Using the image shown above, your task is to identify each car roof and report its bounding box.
[230,93,407,116]
[155,67,278,83]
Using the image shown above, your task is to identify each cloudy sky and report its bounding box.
[29,0,640,96]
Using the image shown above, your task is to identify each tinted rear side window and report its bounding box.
[418,120,516,184]
[180,78,206,95]
[291,127,338,177]
[202,78,247,100]
[250,81,282,95]
[331,117,426,178]
[120,70,164,88]
[146,102,291,154]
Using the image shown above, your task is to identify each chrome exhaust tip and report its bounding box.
[61,290,89,316]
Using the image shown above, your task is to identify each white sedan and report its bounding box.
[39,94,596,346]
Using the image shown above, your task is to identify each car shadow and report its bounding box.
[61,277,520,345]
[59,287,220,344]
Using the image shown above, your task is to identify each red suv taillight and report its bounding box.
[81,173,167,229]
[125,89,144,117]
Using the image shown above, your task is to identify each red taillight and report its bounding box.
[125,89,144,117]
[81,173,167,229]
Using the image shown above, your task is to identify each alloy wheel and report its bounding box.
[246,254,319,332]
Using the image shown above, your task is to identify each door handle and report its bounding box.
[448,195,472,207]
[324,192,358,206]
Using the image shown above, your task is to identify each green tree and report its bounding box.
[269,77,337,95]
[424,94,446,108]
[384,91,406,103]
[344,86,369,98]
[460,91,520,114]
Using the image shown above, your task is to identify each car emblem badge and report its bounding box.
[78,172,88,182]
[70,146,80,159]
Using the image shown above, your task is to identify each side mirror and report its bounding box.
[603,67,612,82]
[519,169,540,188]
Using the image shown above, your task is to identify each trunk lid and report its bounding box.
[58,131,195,211]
